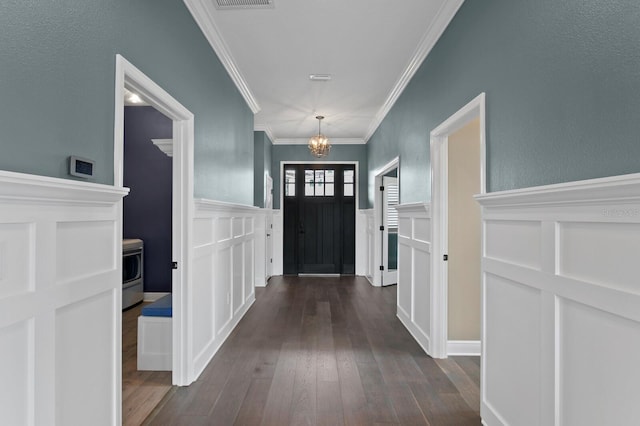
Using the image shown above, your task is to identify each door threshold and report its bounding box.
[298,273,341,277]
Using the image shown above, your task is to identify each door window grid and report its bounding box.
[285,169,296,196]
[305,169,335,197]
[344,170,355,197]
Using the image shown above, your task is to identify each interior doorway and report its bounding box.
[430,93,486,358]
[373,157,400,287]
[114,54,195,398]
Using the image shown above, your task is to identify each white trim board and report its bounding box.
[447,340,481,356]
[373,157,400,287]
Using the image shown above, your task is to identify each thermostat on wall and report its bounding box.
[69,156,95,178]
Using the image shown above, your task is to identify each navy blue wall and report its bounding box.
[368,0,640,205]
[123,107,172,293]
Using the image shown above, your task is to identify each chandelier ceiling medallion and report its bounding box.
[308,115,331,158]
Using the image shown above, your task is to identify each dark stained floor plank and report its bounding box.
[144,277,481,425]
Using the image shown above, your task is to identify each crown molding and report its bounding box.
[273,137,366,146]
[152,139,173,157]
[364,0,465,142]
[183,0,261,113]
[253,124,276,143]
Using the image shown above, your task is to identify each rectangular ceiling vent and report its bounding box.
[214,0,274,10]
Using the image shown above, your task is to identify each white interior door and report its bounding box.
[382,176,398,286]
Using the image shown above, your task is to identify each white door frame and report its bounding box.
[114,55,194,386]
[373,157,400,287]
[430,92,486,358]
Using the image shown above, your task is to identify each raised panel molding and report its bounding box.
[396,203,432,356]
[0,171,128,426]
[191,199,258,380]
[476,172,640,426]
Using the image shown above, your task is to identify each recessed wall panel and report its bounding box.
[485,274,540,426]
[413,218,430,242]
[398,243,412,315]
[413,249,430,333]
[485,220,541,269]
[217,218,231,241]
[192,254,214,354]
[560,299,640,425]
[244,240,253,301]
[193,218,213,247]
[233,244,243,311]
[245,217,254,234]
[0,223,33,298]
[56,291,113,426]
[56,221,115,283]
[232,218,243,238]
[559,222,640,294]
[215,248,232,334]
[0,319,31,426]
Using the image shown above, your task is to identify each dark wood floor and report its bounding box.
[123,302,172,426]
[143,276,480,425]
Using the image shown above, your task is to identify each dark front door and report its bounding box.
[283,164,356,275]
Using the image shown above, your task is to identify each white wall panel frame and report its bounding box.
[191,199,258,379]
[476,172,640,426]
[396,202,432,356]
[0,171,127,426]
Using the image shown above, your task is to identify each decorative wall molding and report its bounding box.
[151,139,173,157]
[273,137,366,145]
[476,173,640,426]
[253,124,276,144]
[396,202,433,356]
[364,0,466,142]
[0,171,127,425]
[182,0,261,113]
[190,199,258,379]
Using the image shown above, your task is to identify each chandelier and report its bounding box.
[308,115,331,158]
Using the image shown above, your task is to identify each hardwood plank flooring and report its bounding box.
[144,276,481,425]
[122,303,172,426]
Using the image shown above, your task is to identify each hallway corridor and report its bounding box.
[144,276,480,425]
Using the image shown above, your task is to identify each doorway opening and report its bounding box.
[430,93,486,358]
[282,163,357,275]
[114,55,195,407]
[373,157,400,287]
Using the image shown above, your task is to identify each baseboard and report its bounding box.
[144,292,171,302]
[447,340,481,356]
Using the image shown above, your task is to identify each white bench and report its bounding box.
[137,295,172,371]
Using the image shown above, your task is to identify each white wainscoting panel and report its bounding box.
[476,173,640,426]
[191,199,258,379]
[396,203,432,355]
[0,171,127,426]
[362,209,375,283]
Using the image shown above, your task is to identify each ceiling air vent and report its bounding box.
[214,0,274,10]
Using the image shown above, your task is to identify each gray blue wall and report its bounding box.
[0,0,254,205]
[271,144,368,209]
[123,107,172,293]
[253,131,273,207]
[368,0,640,206]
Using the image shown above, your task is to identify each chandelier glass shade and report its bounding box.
[308,115,331,158]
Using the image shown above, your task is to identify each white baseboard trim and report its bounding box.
[144,292,171,302]
[447,340,481,356]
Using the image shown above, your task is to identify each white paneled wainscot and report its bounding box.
[396,203,433,355]
[476,173,640,426]
[0,171,128,426]
[191,199,258,379]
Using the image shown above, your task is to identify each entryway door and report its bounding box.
[283,164,356,275]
